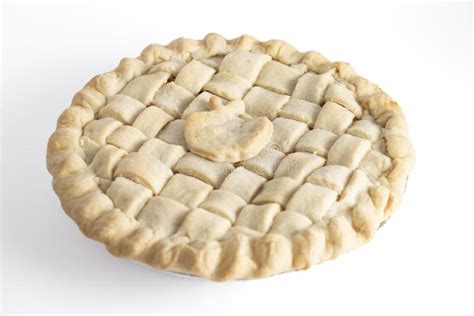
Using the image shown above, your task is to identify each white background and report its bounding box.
[1,1,473,315]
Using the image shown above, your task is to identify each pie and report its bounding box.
[46,33,415,281]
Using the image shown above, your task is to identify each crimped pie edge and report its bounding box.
[46,33,415,281]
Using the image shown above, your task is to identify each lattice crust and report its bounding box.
[219,50,271,83]
[241,147,285,178]
[47,33,415,281]
[137,196,190,238]
[138,139,186,168]
[274,152,325,183]
[252,177,300,206]
[255,61,303,95]
[106,126,147,152]
[324,83,362,118]
[114,152,173,193]
[120,72,170,105]
[199,190,247,223]
[157,119,186,147]
[106,177,153,217]
[181,92,228,119]
[279,98,321,126]
[286,183,338,222]
[271,118,308,153]
[147,58,186,76]
[235,203,281,233]
[132,106,173,138]
[220,167,267,202]
[243,87,290,120]
[204,72,252,100]
[327,134,371,169]
[174,60,216,95]
[295,129,338,157]
[98,95,146,124]
[173,153,235,188]
[292,72,334,105]
[160,174,212,208]
[200,56,224,70]
[306,165,352,194]
[177,208,231,240]
[152,82,195,118]
[314,102,355,135]
[89,145,127,180]
[83,117,123,145]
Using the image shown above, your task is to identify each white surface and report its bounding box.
[1,1,473,314]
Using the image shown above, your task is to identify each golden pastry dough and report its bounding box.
[184,98,273,162]
[47,33,414,281]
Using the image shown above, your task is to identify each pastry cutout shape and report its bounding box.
[184,97,273,162]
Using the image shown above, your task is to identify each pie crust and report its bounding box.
[46,33,415,281]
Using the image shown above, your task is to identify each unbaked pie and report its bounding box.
[47,33,415,281]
